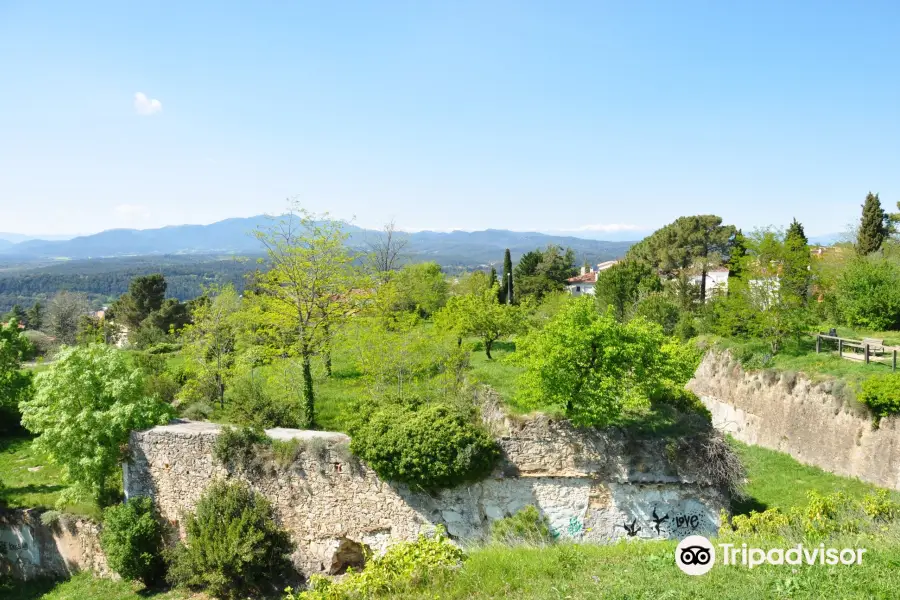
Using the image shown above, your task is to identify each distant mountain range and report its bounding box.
[0,216,635,267]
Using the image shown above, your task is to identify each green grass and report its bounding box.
[389,540,900,599]
[707,334,893,389]
[0,572,196,600]
[730,439,889,515]
[0,433,97,518]
[466,339,528,410]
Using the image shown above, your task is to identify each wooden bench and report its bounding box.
[862,338,885,355]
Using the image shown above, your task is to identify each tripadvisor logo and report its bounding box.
[675,536,867,576]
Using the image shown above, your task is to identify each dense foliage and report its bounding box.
[287,526,465,600]
[835,258,900,331]
[20,344,173,503]
[100,496,166,586]
[859,373,900,423]
[167,480,295,599]
[490,505,555,546]
[0,320,33,432]
[514,297,694,426]
[349,401,499,491]
[857,192,889,256]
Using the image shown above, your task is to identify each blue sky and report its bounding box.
[1,1,898,237]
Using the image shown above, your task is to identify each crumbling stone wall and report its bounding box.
[125,416,728,577]
[688,349,900,489]
[0,509,108,580]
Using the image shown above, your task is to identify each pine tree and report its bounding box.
[857,192,887,256]
[499,249,513,304]
[26,301,43,331]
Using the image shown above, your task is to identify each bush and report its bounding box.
[213,426,272,474]
[836,258,900,330]
[350,403,499,492]
[225,372,302,429]
[859,373,900,422]
[100,496,166,586]
[490,505,555,545]
[167,481,295,599]
[286,526,464,600]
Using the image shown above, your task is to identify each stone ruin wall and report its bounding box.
[125,414,728,577]
[0,509,109,581]
[688,349,900,490]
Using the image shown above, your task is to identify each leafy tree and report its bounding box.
[20,344,173,503]
[626,215,738,302]
[46,291,90,345]
[392,262,448,318]
[836,258,900,330]
[632,292,681,336]
[594,260,662,321]
[26,301,43,331]
[499,248,513,304]
[727,229,749,281]
[347,315,467,400]
[167,481,295,600]
[100,496,166,586]
[513,297,680,426]
[0,320,33,432]
[741,229,814,353]
[514,245,576,302]
[436,286,521,359]
[180,285,241,408]
[251,205,358,428]
[452,270,493,298]
[857,192,888,256]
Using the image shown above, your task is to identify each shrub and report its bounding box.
[350,403,499,492]
[100,496,166,586]
[225,372,302,429]
[859,373,900,422]
[213,426,272,474]
[836,258,900,330]
[167,481,295,599]
[490,505,555,545]
[285,526,464,600]
[22,330,57,359]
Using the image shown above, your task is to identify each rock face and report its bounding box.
[125,416,728,577]
[0,509,108,580]
[688,350,900,489]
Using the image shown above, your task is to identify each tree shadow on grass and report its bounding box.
[0,577,58,600]
[731,495,769,516]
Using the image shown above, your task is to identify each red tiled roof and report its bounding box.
[567,272,597,284]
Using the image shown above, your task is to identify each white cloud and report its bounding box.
[114,204,151,221]
[134,92,162,116]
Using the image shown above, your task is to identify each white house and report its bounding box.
[566,260,620,296]
[566,269,597,296]
[689,267,729,299]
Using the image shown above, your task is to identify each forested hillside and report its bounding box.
[0,255,259,311]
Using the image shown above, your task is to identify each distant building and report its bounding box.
[689,267,729,299]
[566,260,620,296]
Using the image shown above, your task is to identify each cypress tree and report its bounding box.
[783,218,811,304]
[500,249,513,304]
[857,192,887,256]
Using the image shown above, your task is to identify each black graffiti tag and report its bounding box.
[674,514,700,530]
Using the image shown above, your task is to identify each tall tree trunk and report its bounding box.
[700,264,708,304]
[301,352,315,429]
[485,338,493,360]
[323,323,332,377]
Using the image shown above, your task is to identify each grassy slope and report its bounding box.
[0,434,97,518]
